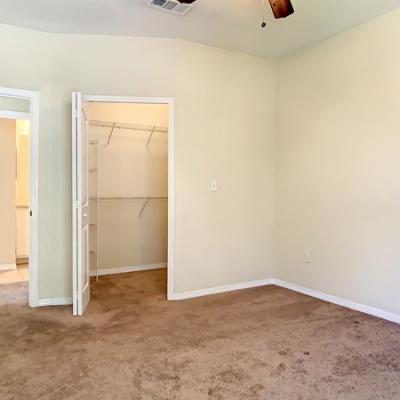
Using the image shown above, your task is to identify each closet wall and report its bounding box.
[88,103,168,274]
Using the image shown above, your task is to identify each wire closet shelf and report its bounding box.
[89,120,169,218]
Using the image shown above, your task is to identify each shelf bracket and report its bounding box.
[103,122,116,147]
[146,127,155,150]
[138,198,149,217]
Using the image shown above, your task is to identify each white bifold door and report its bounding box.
[72,92,90,316]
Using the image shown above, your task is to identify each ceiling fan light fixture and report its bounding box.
[268,0,294,19]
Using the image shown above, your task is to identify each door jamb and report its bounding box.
[81,94,175,301]
[0,87,40,307]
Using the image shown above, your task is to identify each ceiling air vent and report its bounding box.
[148,0,194,16]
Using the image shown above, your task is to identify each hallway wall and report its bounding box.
[0,118,16,268]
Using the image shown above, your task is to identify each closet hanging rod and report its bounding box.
[89,120,168,134]
[94,196,168,216]
[97,196,168,201]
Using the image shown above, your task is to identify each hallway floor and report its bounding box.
[0,264,28,284]
[1,269,400,400]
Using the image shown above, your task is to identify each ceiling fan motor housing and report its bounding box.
[268,0,294,19]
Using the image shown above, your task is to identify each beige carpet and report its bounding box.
[1,269,399,400]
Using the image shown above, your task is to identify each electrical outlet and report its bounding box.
[210,179,217,192]
[305,249,311,263]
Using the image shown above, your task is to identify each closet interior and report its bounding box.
[87,102,168,290]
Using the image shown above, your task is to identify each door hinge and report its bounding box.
[29,210,32,217]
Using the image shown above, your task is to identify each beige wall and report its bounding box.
[88,103,168,271]
[0,24,276,298]
[0,118,16,267]
[175,41,276,291]
[275,10,400,314]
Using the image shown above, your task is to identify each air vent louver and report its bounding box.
[148,0,194,16]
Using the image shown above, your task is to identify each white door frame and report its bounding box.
[0,86,40,307]
[81,95,175,300]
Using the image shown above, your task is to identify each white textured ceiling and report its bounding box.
[0,0,399,58]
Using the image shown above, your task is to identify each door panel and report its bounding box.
[82,225,90,306]
[72,92,90,316]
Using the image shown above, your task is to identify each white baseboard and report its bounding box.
[34,272,400,324]
[271,279,400,325]
[169,276,400,325]
[170,278,273,300]
[91,263,167,277]
[38,297,73,307]
[0,263,17,271]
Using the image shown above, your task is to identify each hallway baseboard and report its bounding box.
[0,263,17,271]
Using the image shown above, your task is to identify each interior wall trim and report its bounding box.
[170,277,400,324]
[36,273,400,325]
[90,263,167,277]
[0,263,17,271]
[271,279,400,325]
[38,297,73,307]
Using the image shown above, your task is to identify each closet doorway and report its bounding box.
[72,94,174,316]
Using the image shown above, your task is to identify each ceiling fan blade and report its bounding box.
[268,0,294,19]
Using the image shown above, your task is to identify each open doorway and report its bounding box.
[72,94,174,316]
[0,88,39,308]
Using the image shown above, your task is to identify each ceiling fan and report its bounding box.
[149,0,294,24]
[261,0,294,28]
[180,0,295,26]
[267,0,294,19]
[177,0,295,16]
